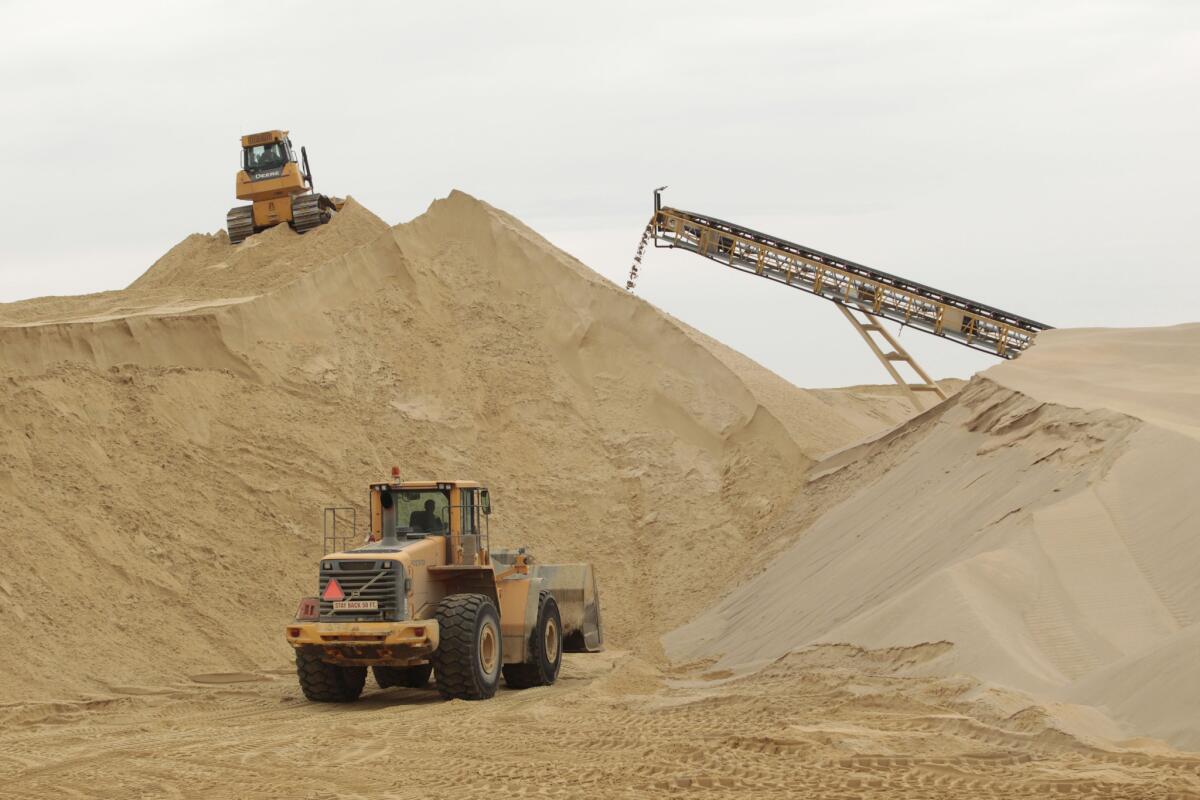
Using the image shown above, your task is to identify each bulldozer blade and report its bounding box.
[530,563,603,652]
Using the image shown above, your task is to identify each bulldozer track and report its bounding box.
[291,193,331,235]
[225,206,255,245]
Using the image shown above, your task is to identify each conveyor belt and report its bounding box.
[648,194,1052,358]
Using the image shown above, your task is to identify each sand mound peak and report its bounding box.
[129,196,389,296]
[986,323,1200,441]
[0,198,389,332]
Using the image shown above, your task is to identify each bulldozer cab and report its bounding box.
[240,131,296,177]
[243,141,292,171]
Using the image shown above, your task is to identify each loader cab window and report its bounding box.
[461,489,477,535]
[392,490,448,537]
[243,142,290,172]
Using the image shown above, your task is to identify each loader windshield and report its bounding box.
[391,490,448,536]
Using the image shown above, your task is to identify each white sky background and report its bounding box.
[1,1,1196,387]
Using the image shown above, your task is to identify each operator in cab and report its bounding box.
[248,142,287,170]
[408,499,444,533]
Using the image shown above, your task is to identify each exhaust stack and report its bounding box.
[379,491,401,548]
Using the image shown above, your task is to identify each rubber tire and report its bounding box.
[373,663,433,689]
[502,592,562,689]
[432,593,503,700]
[295,650,367,702]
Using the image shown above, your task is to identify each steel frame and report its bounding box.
[323,506,358,555]
[836,303,948,412]
[652,204,1051,359]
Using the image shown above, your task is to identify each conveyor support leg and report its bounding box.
[836,303,949,413]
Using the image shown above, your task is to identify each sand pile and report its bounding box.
[668,323,1200,748]
[0,191,892,702]
[3,194,1199,798]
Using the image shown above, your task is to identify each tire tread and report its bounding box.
[432,593,500,700]
[295,650,366,702]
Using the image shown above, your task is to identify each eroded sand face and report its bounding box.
[0,193,1197,798]
[670,323,1200,751]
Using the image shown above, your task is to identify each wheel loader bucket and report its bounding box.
[530,563,604,652]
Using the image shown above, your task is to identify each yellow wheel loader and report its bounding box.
[285,474,603,702]
[226,130,345,245]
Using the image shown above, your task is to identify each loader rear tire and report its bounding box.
[373,663,433,689]
[432,593,502,700]
[503,591,562,689]
[295,650,366,702]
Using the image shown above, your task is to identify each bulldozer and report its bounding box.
[285,473,603,702]
[225,130,344,245]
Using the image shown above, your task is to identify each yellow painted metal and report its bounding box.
[370,489,382,539]
[497,578,532,647]
[286,619,441,667]
[241,129,288,147]
[230,130,335,241]
[448,484,463,566]
[286,619,438,649]
[295,478,604,671]
[383,479,483,490]
[236,161,306,203]
[251,197,295,227]
[836,303,948,413]
[653,208,1041,359]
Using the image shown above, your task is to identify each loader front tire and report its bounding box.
[432,593,502,700]
[373,663,433,689]
[295,650,366,702]
[503,591,562,689]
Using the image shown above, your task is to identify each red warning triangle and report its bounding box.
[322,578,345,602]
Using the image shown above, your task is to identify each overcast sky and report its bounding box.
[1,1,1196,387]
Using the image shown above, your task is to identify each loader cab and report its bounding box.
[369,479,492,565]
[391,489,449,536]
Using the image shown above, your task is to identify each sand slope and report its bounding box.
[0,191,889,702]
[668,324,1200,748]
[2,196,1197,797]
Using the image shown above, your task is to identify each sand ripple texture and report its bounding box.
[1,645,1198,799]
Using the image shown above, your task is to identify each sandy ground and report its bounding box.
[1,192,1197,798]
[4,647,1199,799]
